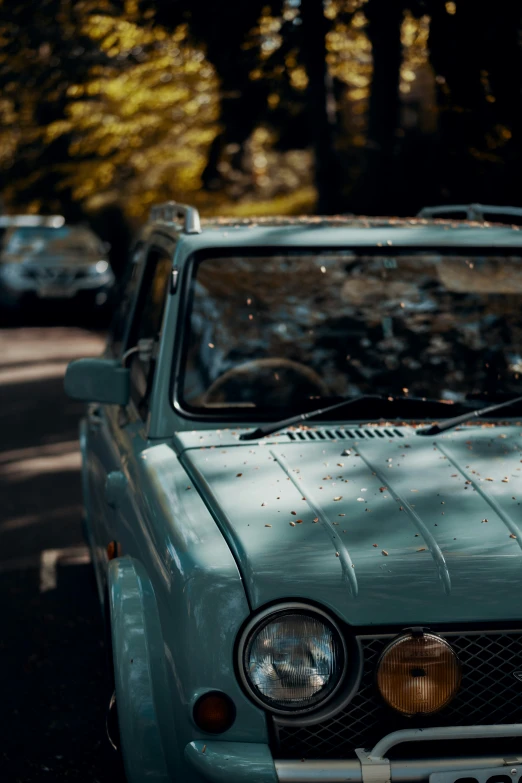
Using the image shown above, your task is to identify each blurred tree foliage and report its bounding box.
[0,0,521,227]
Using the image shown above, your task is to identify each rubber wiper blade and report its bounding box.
[239,392,453,442]
[416,393,522,437]
[239,394,384,441]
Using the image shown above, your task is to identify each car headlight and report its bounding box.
[88,260,109,275]
[238,604,346,715]
[376,631,461,715]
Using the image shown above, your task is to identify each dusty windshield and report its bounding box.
[180,249,522,416]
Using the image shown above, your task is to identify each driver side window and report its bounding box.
[127,249,172,419]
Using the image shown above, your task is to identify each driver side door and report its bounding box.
[83,239,174,601]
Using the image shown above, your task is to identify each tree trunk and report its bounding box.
[353,0,404,215]
[428,0,522,205]
[300,0,342,214]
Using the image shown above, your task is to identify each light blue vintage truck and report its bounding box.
[66,203,522,783]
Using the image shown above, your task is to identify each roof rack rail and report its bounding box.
[149,201,201,234]
[417,204,522,221]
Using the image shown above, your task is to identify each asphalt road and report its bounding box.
[0,324,125,782]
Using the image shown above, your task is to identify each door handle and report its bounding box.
[105,471,128,509]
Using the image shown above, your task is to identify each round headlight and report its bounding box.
[239,605,346,714]
[377,632,461,716]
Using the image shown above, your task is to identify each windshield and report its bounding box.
[179,249,522,417]
[4,226,102,257]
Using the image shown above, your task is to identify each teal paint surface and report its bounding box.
[64,358,130,405]
[181,425,522,625]
[109,557,171,782]
[95,421,269,770]
[185,741,278,783]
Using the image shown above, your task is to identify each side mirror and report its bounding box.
[64,358,130,405]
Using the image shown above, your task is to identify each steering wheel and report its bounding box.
[201,357,329,405]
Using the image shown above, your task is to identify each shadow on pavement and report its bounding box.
[0,326,124,781]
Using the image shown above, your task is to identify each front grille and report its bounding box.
[275,631,522,759]
[22,266,88,283]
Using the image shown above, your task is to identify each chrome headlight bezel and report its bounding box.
[237,602,349,717]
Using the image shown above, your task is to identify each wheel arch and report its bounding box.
[108,555,175,782]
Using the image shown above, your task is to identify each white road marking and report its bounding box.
[39,546,91,592]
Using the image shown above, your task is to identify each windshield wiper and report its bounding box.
[239,394,445,441]
[416,393,522,436]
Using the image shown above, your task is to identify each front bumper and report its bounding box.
[185,725,522,783]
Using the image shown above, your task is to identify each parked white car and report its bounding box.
[0,222,114,315]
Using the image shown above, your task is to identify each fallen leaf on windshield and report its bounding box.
[417,547,426,552]
[510,534,517,539]
[313,517,319,523]
[382,550,389,556]
[236,473,243,477]
[265,524,272,528]
[379,486,387,492]
[333,496,342,501]
[289,521,296,527]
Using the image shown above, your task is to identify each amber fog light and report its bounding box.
[193,691,236,733]
[377,632,461,716]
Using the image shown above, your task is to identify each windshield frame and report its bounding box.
[171,244,522,425]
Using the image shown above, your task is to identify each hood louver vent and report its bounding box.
[286,427,405,441]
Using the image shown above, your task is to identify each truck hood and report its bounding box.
[177,425,522,626]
